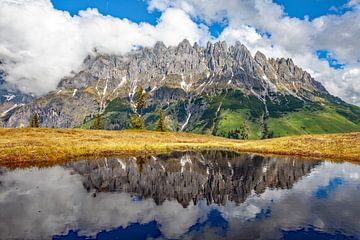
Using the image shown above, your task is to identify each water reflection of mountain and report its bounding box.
[68,151,320,207]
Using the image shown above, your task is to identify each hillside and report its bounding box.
[1,40,360,138]
[0,128,359,168]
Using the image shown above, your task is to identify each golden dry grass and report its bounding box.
[0,128,359,168]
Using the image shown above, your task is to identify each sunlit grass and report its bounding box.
[0,128,359,168]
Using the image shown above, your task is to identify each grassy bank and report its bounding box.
[0,128,359,168]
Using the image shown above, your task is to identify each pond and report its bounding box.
[0,151,359,239]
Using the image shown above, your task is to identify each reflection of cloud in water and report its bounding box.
[0,153,359,239]
[0,167,209,239]
[217,162,360,240]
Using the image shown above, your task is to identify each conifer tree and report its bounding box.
[29,113,40,128]
[239,119,249,140]
[129,86,147,129]
[134,86,147,114]
[130,114,144,129]
[260,113,273,139]
[156,108,167,131]
[91,113,103,130]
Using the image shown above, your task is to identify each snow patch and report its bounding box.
[3,94,15,101]
[180,74,192,92]
[103,79,108,96]
[180,155,192,173]
[250,89,269,115]
[1,104,23,117]
[150,84,157,93]
[104,158,108,168]
[117,159,126,170]
[180,112,191,132]
[129,82,138,113]
[262,75,278,92]
[216,102,222,116]
[159,163,166,171]
[227,161,231,168]
[72,89,77,97]
[112,76,127,93]
[161,75,166,82]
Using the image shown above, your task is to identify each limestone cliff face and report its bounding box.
[3,40,328,128]
[0,66,33,126]
[56,39,326,99]
[69,151,320,207]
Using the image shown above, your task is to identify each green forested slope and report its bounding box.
[80,88,360,139]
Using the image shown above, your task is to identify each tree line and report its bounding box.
[27,86,272,139]
[28,86,168,132]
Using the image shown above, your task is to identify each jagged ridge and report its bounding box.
[1,40,360,138]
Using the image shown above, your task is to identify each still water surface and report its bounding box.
[0,151,359,240]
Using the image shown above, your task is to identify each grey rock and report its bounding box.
[2,40,328,128]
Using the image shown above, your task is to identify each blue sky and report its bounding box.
[51,0,161,25]
[274,0,350,19]
[51,0,351,24]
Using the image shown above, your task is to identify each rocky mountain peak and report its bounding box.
[254,51,267,65]
[153,41,167,54]
[177,39,193,53]
[1,39,336,129]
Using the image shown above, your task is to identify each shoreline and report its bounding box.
[1,128,359,168]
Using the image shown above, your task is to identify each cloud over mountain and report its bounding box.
[0,0,210,95]
[148,0,360,105]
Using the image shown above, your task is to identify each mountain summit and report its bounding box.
[1,40,360,138]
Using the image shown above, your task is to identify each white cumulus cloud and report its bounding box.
[0,0,210,95]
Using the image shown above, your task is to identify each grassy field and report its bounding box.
[268,107,360,137]
[0,128,359,168]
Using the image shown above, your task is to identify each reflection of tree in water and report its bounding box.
[136,156,146,174]
[68,151,321,208]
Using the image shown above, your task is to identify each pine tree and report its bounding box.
[130,114,144,129]
[91,113,103,130]
[239,120,249,140]
[134,86,147,114]
[29,113,40,128]
[156,108,167,131]
[136,156,146,173]
[260,113,273,139]
[129,86,147,129]
[227,129,241,139]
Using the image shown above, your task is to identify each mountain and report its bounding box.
[69,151,320,207]
[1,40,360,138]
[0,62,33,127]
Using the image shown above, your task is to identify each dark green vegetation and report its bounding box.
[80,86,360,139]
[90,113,103,130]
[156,108,167,132]
[29,113,40,128]
[130,86,147,129]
